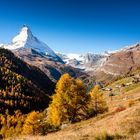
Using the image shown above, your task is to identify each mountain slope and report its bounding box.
[14,47,92,85]
[45,72,140,139]
[93,43,140,82]
[102,43,140,75]
[45,102,140,140]
[0,48,54,113]
[20,75,140,140]
[0,48,55,94]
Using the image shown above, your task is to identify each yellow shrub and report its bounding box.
[127,99,135,107]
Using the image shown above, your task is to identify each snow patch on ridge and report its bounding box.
[0,44,3,47]
[57,52,108,71]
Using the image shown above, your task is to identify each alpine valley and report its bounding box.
[1,26,140,139]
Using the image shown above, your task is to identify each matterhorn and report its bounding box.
[1,25,63,62]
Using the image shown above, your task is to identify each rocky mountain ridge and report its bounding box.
[58,43,140,77]
[1,26,140,84]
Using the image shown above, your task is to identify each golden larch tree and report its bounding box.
[88,85,108,117]
[22,111,40,135]
[47,73,89,127]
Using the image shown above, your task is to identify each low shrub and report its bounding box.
[94,132,125,140]
[114,105,126,113]
[127,99,135,107]
[94,132,114,140]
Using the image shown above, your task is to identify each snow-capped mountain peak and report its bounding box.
[1,25,63,63]
[12,25,32,44]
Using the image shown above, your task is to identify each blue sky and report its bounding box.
[0,0,140,53]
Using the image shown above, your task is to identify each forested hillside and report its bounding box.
[0,48,54,113]
[0,48,55,94]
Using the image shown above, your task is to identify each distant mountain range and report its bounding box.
[56,52,109,71]
[1,25,140,84]
[57,43,140,81]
